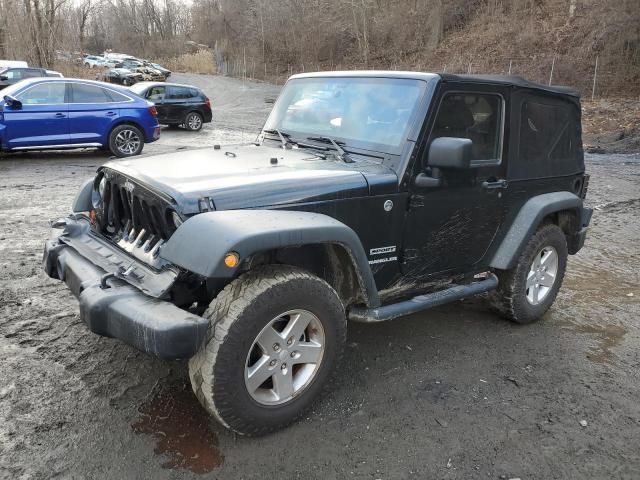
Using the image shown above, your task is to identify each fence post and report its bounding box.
[548,55,555,85]
[467,62,472,74]
[508,59,512,75]
[592,56,598,101]
[443,64,446,73]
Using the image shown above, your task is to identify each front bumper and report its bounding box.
[43,218,208,359]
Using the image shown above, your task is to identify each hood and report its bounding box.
[101,145,397,214]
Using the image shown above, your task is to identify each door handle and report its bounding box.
[106,111,117,116]
[482,179,508,190]
[54,113,66,118]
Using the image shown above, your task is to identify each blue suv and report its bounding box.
[0,78,160,157]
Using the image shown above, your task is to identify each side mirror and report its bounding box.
[3,95,22,109]
[426,137,473,169]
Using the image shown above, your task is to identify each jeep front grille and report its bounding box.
[98,173,176,251]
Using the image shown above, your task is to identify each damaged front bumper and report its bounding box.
[43,216,208,359]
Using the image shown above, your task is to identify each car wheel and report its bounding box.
[489,223,568,324]
[108,124,144,158]
[184,112,203,131]
[188,265,346,436]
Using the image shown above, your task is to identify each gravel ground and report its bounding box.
[1,73,639,480]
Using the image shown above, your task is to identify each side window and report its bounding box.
[519,100,572,163]
[17,83,66,105]
[167,86,191,99]
[23,69,44,79]
[105,89,131,103]
[70,84,112,103]
[147,86,166,101]
[431,92,503,163]
[4,69,21,80]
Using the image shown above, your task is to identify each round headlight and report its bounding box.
[172,211,183,228]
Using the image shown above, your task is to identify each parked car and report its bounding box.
[46,70,64,78]
[103,67,143,86]
[147,62,171,79]
[0,67,54,90]
[44,72,592,436]
[83,55,104,68]
[0,78,160,157]
[129,81,212,131]
[0,60,28,69]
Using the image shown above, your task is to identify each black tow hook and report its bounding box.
[100,272,117,289]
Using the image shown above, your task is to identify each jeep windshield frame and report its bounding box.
[262,75,432,164]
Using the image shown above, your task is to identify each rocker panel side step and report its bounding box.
[348,274,499,323]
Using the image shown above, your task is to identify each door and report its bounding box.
[68,83,120,144]
[3,81,69,148]
[402,89,508,277]
[145,85,169,122]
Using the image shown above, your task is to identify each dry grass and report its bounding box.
[159,50,215,75]
[52,62,100,80]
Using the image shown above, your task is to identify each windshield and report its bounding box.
[263,77,426,153]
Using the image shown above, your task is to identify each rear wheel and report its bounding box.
[188,265,346,436]
[108,124,144,157]
[490,223,568,323]
[184,111,203,131]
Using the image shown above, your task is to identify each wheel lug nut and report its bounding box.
[269,359,277,366]
[287,337,293,346]
[290,351,297,358]
[273,343,280,351]
[281,363,287,370]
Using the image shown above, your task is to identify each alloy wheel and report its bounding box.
[244,309,325,406]
[187,113,202,130]
[526,246,559,305]
[115,129,141,155]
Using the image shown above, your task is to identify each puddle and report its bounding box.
[132,380,224,473]
[568,323,627,365]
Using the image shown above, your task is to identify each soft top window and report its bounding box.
[513,95,581,179]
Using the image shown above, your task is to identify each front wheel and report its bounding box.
[108,124,144,157]
[188,265,346,436]
[489,223,568,324]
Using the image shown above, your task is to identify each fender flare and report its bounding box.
[490,191,583,270]
[71,178,94,212]
[160,210,381,307]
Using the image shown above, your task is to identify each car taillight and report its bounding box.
[205,98,211,109]
[148,106,158,117]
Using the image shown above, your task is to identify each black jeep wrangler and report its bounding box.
[44,72,592,435]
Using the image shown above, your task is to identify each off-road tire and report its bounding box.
[108,124,144,158]
[183,111,203,131]
[490,223,568,324]
[188,265,346,436]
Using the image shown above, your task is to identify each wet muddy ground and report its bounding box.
[1,74,639,480]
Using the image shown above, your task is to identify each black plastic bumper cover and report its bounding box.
[43,238,208,359]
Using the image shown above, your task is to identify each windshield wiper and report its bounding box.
[263,128,294,149]
[306,136,354,163]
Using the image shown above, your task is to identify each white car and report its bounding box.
[0,60,28,69]
[83,55,105,68]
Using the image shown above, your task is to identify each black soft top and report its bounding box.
[439,73,580,98]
